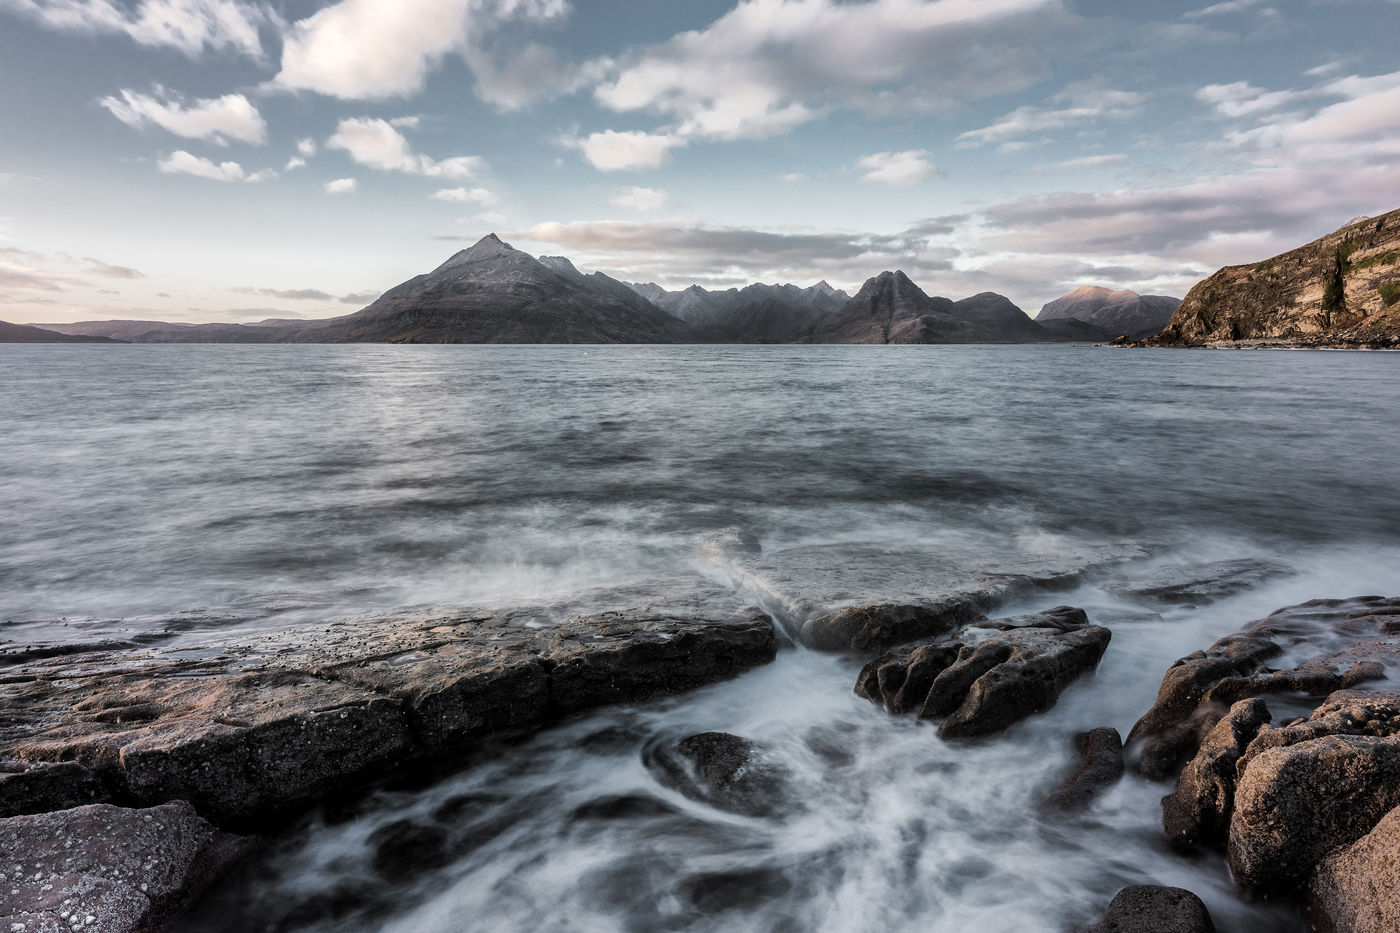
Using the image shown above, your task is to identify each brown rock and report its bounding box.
[0,801,247,933]
[1228,734,1400,893]
[800,599,978,653]
[1161,698,1271,850]
[1046,727,1125,812]
[1307,803,1400,933]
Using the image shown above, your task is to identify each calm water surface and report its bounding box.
[2,344,1398,932]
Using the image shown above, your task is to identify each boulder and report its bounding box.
[800,599,977,653]
[1046,727,1125,812]
[1161,698,1270,850]
[1307,803,1400,933]
[0,609,777,827]
[648,732,787,817]
[0,801,247,933]
[852,607,1110,738]
[925,619,1111,738]
[1228,734,1400,893]
[1082,884,1216,932]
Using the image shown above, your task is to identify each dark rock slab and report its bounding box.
[801,600,976,654]
[1082,884,1216,933]
[853,606,1110,738]
[1307,802,1400,933]
[1128,596,1400,778]
[0,760,111,817]
[927,617,1110,739]
[0,801,247,933]
[0,609,777,826]
[1046,727,1125,812]
[647,732,787,817]
[1161,698,1270,850]
[1112,558,1293,605]
[1228,733,1400,893]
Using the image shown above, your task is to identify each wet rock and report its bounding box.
[1161,698,1271,850]
[852,607,1109,738]
[924,615,1111,739]
[0,760,110,818]
[1228,733,1400,893]
[1114,558,1293,605]
[1083,884,1216,932]
[1046,727,1125,812]
[367,818,453,882]
[0,608,777,827]
[855,641,963,713]
[1237,689,1400,772]
[800,599,978,653]
[1307,802,1400,933]
[1128,596,1400,778]
[678,867,792,913]
[0,800,247,933]
[649,732,787,817]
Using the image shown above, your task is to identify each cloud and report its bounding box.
[958,85,1145,147]
[474,211,508,225]
[610,186,670,211]
[296,137,317,156]
[285,156,306,170]
[1195,81,1303,118]
[232,286,334,300]
[779,172,806,182]
[857,150,941,186]
[327,117,484,178]
[274,0,571,101]
[157,150,273,182]
[573,130,685,171]
[431,186,498,204]
[83,258,144,279]
[1034,153,1130,172]
[1184,0,1268,18]
[0,0,275,57]
[99,87,267,145]
[340,290,379,304]
[592,0,1064,146]
[325,177,357,195]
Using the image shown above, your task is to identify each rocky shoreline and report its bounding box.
[5,570,1400,931]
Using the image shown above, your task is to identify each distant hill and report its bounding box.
[805,271,1054,344]
[1036,286,1179,340]
[287,235,693,344]
[1140,208,1400,348]
[0,320,119,343]
[626,280,850,342]
[38,320,194,340]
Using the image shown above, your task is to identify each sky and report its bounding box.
[1,0,1399,325]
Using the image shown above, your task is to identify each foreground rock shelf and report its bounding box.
[0,608,778,827]
[1132,596,1400,930]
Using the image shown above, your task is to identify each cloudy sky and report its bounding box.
[2,0,1399,324]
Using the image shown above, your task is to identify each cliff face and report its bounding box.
[1144,208,1400,347]
[1037,286,1179,340]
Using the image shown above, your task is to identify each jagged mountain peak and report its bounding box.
[431,233,522,273]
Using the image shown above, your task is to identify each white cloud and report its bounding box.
[285,156,306,170]
[609,186,670,211]
[1184,0,1268,18]
[296,137,317,157]
[274,0,570,101]
[1195,81,1303,118]
[0,0,274,57]
[856,150,941,186]
[779,172,806,182]
[958,86,1146,147]
[431,186,498,205]
[576,130,685,171]
[157,149,269,182]
[99,88,267,145]
[474,211,508,225]
[326,117,485,178]
[325,177,357,195]
[1039,153,1130,170]
[592,0,1063,143]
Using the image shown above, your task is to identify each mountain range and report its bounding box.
[7,233,1173,346]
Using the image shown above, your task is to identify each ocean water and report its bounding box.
[3,344,1399,931]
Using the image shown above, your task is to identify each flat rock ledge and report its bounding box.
[0,800,246,933]
[854,606,1111,737]
[0,609,777,828]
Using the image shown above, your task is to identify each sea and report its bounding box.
[3,343,1399,932]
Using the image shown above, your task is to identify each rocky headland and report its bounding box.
[1136,208,1400,348]
[1035,286,1179,341]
